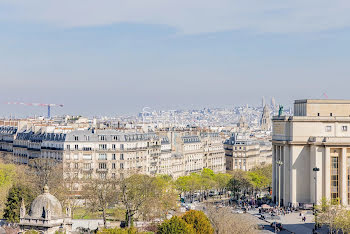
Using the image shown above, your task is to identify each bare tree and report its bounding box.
[82,178,117,228]
[206,206,257,234]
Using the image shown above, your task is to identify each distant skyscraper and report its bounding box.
[262,96,266,108]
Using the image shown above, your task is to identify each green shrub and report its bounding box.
[97,227,141,234]
[182,210,214,234]
[157,216,194,234]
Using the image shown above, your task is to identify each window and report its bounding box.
[330,113,333,116]
[66,154,70,160]
[74,154,78,160]
[331,149,340,201]
[74,163,79,169]
[120,163,124,169]
[67,145,70,150]
[99,135,106,141]
[84,163,91,170]
[99,163,107,169]
[112,173,116,179]
[99,144,107,150]
[74,173,78,179]
[75,144,79,150]
[317,113,320,116]
[342,126,348,132]
[112,154,116,160]
[325,126,332,132]
[83,154,92,160]
[99,173,106,179]
[84,135,90,141]
[112,163,116,169]
[98,154,107,160]
[120,144,124,150]
[120,154,124,160]
[112,144,116,150]
[74,136,79,141]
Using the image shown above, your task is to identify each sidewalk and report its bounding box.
[256,210,328,234]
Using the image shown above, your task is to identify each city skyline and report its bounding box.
[1,1,350,115]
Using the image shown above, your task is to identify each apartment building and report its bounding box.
[201,132,226,173]
[0,126,226,188]
[224,132,272,171]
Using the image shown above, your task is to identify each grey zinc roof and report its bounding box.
[65,129,159,142]
[161,137,170,144]
[0,126,17,134]
[181,135,201,144]
[15,131,66,142]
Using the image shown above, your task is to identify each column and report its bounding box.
[290,145,297,206]
[283,145,289,206]
[341,148,347,206]
[310,145,316,204]
[281,145,285,207]
[324,147,330,200]
[277,146,281,205]
[272,145,276,201]
[315,146,323,205]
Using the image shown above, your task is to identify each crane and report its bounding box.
[6,102,64,119]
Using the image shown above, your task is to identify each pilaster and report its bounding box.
[341,147,347,206]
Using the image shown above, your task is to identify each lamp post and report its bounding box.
[313,167,320,229]
[313,167,320,205]
[276,160,284,207]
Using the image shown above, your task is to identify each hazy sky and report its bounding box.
[1,0,350,117]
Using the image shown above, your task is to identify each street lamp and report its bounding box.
[313,167,320,229]
[276,160,284,207]
[313,167,320,205]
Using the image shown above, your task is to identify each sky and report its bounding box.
[1,0,350,117]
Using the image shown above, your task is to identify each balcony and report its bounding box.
[0,140,13,143]
[13,145,27,149]
[41,146,63,151]
[96,168,108,172]
[27,148,41,152]
[0,148,12,152]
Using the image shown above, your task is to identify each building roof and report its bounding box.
[294,99,350,104]
[29,185,63,220]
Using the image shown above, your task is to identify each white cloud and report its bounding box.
[1,0,350,34]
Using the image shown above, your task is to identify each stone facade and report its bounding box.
[224,132,272,171]
[272,99,350,207]
[260,105,272,131]
[0,128,226,190]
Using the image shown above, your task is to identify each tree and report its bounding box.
[316,197,344,233]
[3,184,35,223]
[227,170,252,199]
[119,174,158,227]
[82,178,117,228]
[214,174,231,199]
[97,227,141,234]
[0,162,17,217]
[140,175,178,221]
[157,216,195,234]
[182,210,214,234]
[206,206,257,234]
